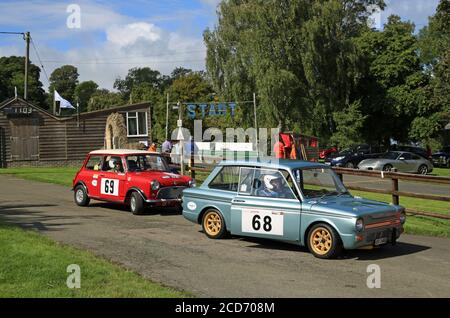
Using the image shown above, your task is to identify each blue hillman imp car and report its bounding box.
[182,159,406,258]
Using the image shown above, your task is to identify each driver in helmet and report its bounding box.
[258,174,292,198]
[109,158,123,173]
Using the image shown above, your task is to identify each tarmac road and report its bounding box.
[1,175,450,297]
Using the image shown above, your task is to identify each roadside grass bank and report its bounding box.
[0,221,190,297]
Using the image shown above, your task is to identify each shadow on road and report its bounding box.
[0,202,104,232]
[89,202,181,216]
[237,236,430,260]
[342,242,431,260]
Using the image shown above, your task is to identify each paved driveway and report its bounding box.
[1,175,450,297]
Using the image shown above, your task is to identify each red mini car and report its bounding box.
[72,149,194,214]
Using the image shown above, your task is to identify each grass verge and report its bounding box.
[0,221,189,297]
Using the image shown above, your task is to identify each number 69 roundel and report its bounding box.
[241,208,284,236]
[100,178,119,196]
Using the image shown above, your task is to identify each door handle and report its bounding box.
[233,199,246,203]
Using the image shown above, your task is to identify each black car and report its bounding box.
[328,144,383,168]
[431,145,450,168]
[390,145,429,159]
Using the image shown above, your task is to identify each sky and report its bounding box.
[0,0,441,92]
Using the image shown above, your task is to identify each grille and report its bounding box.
[156,186,186,199]
[366,229,392,243]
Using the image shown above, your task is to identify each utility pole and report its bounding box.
[0,31,30,99]
[253,92,259,157]
[165,93,169,140]
[177,101,184,175]
[24,31,30,100]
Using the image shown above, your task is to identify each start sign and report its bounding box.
[186,103,236,119]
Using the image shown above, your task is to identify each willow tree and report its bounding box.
[204,0,384,141]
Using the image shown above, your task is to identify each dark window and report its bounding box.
[127,112,148,137]
[208,166,240,192]
[400,153,412,160]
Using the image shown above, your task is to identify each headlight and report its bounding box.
[355,218,364,232]
[399,212,406,224]
[188,179,196,187]
[333,156,345,161]
[151,180,160,191]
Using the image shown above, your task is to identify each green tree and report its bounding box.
[330,100,367,148]
[170,67,192,80]
[74,80,98,112]
[114,67,169,100]
[0,56,47,108]
[87,89,124,112]
[164,72,214,139]
[412,0,450,146]
[354,15,424,145]
[48,65,79,107]
[204,0,384,141]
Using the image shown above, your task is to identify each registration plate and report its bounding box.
[374,237,388,246]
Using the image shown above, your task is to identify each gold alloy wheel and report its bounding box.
[204,211,222,237]
[310,227,333,255]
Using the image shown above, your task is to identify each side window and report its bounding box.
[85,155,103,171]
[252,169,296,199]
[208,166,240,192]
[102,156,124,173]
[238,167,255,195]
[411,154,420,160]
[401,153,412,160]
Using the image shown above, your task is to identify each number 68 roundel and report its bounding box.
[100,178,119,196]
[241,208,284,236]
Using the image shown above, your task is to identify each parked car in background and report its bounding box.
[73,149,194,214]
[328,144,383,168]
[431,145,450,168]
[358,151,433,174]
[389,145,430,159]
[182,159,405,259]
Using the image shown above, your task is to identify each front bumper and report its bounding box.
[343,224,404,249]
[145,199,182,207]
[144,198,182,207]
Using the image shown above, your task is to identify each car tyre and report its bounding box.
[307,223,343,259]
[383,164,393,172]
[345,162,355,169]
[202,209,227,239]
[74,185,90,206]
[418,164,428,175]
[130,191,145,215]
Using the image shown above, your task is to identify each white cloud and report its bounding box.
[0,1,208,92]
[106,23,161,47]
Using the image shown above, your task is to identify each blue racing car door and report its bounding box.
[230,167,301,242]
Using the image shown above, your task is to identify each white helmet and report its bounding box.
[263,175,280,190]
[109,158,118,169]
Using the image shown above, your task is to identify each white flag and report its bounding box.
[54,90,75,109]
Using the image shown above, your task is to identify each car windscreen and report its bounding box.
[293,168,348,199]
[126,155,169,172]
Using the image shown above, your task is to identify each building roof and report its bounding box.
[219,158,327,170]
[89,149,158,155]
[0,97,151,121]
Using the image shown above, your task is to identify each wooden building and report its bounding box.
[0,97,152,168]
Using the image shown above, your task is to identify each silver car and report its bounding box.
[358,151,433,174]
